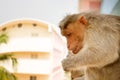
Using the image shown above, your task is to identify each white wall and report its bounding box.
[0,0,78,25]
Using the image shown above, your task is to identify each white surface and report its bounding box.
[1,59,52,74]
[17,59,51,74]
[0,38,52,53]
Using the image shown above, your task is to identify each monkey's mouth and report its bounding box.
[72,45,82,54]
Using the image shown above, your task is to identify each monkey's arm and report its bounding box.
[62,43,119,71]
[62,48,119,71]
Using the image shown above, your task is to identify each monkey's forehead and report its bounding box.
[61,29,66,35]
[59,21,69,30]
[61,28,73,36]
[61,29,70,36]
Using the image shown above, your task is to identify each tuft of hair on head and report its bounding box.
[59,14,79,30]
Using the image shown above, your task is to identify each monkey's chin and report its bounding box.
[72,46,82,54]
[73,50,79,54]
[72,48,79,54]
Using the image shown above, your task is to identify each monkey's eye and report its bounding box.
[66,33,71,37]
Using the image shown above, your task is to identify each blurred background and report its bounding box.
[0,0,119,80]
[0,0,119,26]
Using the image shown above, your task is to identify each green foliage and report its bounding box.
[0,54,17,80]
[0,54,13,60]
[0,33,17,80]
[0,66,17,80]
[0,53,17,69]
[0,33,8,44]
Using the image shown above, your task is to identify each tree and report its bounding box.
[0,53,17,80]
[0,33,17,80]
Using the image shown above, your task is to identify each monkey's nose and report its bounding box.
[67,45,70,49]
[67,45,72,50]
[67,45,70,50]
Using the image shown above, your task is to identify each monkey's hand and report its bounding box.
[62,58,75,71]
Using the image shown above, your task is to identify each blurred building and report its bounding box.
[0,19,67,80]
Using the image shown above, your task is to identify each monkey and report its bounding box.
[66,51,85,80]
[59,12,120,80]
[71,69,84,80]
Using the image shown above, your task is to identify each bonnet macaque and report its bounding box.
[59,12,120,80]
[66,51,85,80]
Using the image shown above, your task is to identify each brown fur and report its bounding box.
[59,12,120,80]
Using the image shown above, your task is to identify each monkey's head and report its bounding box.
[59,14,88,54]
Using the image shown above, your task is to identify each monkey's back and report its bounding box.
[83,12,120,48]
[80,13,120,29]
[80,13,120,80]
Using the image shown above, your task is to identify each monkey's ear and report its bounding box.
[78,16,88,26]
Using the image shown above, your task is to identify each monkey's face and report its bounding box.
[61,22,85,54]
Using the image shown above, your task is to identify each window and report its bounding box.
[30,76,37,80]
